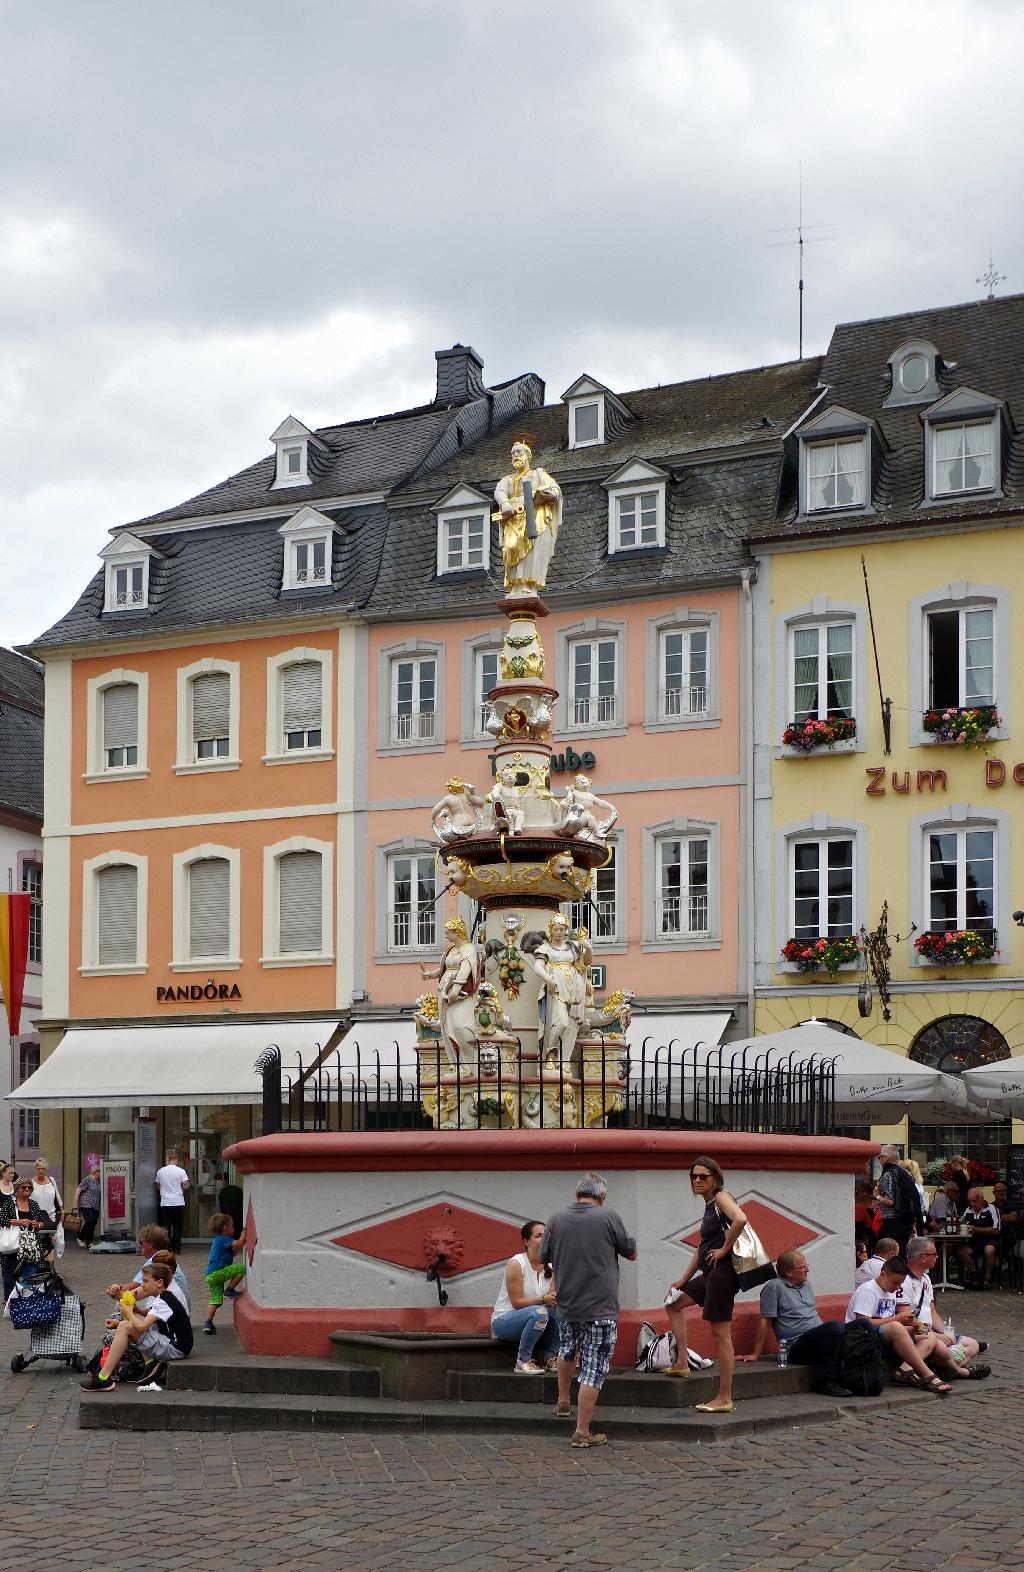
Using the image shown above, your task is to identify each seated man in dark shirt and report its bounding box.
[739,1249,849,1397]
[958,1187,1000,1289]
[993,1182,1020,1248]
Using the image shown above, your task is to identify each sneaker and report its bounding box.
[977,1341,990,1354]
[80,1373,116,1392]
[813,1381,854,1398]
[570,1430,608,1448]
[224,1286,242,1299]
[514,1360,545,1374]
[203,1319,217,1335]
[75,1238,87,1248]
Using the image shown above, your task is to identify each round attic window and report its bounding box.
[900,353,929,394]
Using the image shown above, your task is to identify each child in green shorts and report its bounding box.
[203,1210,246,1334]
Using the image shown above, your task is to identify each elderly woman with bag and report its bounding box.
[72,1165,102,1249]
[663,1156,749,1413]
[0,1178,46,1298]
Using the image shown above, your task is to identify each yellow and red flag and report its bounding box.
[0,892,31,1037]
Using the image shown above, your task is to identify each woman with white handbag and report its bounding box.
[663,1156,749,1412]
[0,1179,46,1299]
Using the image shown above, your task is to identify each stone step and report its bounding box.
[167,1357,379,1399]
[328,1331,510,1400]
[79,1383,921,1439]
[448,1363,813,1407]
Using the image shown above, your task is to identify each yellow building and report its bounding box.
[750,295,1024,1167]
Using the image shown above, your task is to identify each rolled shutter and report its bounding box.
[97,864,138,965]
[188,858,230,958]
[192,672,230,743]
[282,662,322,734]
[103,684,139,751]
[278,850,323,954]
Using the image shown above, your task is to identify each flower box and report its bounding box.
[782,715,857,753]
[921,706,1000,748]
[781,935,860,976]
[913,929,998,966]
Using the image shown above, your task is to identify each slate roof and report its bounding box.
[755,292,1024,541]
[0,649,44,823]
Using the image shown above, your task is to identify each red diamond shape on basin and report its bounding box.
[332,1202,523,1277]
[244,1199,258,1267]
[680,1198,819,1261]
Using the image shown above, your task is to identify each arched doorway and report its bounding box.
[909,1015,1011,1169]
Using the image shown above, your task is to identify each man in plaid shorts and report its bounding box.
[541,1172,637,1448]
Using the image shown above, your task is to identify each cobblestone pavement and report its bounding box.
[0,1245,1020,1571]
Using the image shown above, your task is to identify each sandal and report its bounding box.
[663,1365,690,1377]
[964,1363,991,1380]
[925,1376,952,1396]
[891,1368,921,1387]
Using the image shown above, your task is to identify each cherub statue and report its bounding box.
[431,778,486,845]
[558,774,617,842]
[488,765,525,835]
[492,440,563,597]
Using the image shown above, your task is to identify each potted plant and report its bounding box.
[914,929,998,966]
[781,935,861,976]
[921,706,1000,748]
[782,715,857,753]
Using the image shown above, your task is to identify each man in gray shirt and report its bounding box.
[739,1249,849,1397]
[541,1172,637,1449]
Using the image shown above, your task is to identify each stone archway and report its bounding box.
[909,1014,1011,1076]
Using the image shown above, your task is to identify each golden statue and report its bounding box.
[493,441,562,595]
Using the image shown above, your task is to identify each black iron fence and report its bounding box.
[256,1037,836,1136]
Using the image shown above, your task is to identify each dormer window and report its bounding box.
[603,458,668,553]
[270,416,318,488]
[571,400,602,447]
[278,506,338,592]
[100,531,155,613]
[797,405,875,517]
[431,485,491,576]
[884,339,940,408]
[922,388,1003,504]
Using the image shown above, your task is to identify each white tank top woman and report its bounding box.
[492,1252,551,1322]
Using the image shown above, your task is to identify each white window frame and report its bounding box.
[908,583,1009,747]
[561,831,626,951]
[174,657,240,775]
[555,618,626,738]
[437,507,490,576]
[774,599,867,755]
[603,460,669,555]
[261,836,334,966]
[374,839,441,961]
[922,390,1003,506]
[100,531,155,613]
[377,638,445,756]
[642,818,720,951]
[80,850,148,976]
[804,434,869,513]
[264,646,334,765]
[568,396,604,449]
[774,814,867,973]
[929,418,997,500]
[909,803,1008,967]
[85,668,150,782]
[644,608,719,731]
[460,633,502,745]
[171,843,241,971]
[788,619,855,720]
[270,417,316,488]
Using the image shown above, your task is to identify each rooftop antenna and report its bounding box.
[766,163,836,359]
[977,253,1007,300]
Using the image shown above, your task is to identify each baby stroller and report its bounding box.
[7,1265,86,1374]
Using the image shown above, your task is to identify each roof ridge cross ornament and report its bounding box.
[977,254,1007,300]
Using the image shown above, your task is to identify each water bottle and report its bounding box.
[777,1338,789,1368]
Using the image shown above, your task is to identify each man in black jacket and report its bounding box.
[873,1145,923,1254]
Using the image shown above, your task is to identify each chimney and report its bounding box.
[434,344,486,406]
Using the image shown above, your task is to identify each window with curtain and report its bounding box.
[927,607,994,708]
[933,421,994,495]
[278,850,323,954]
[928,828,995,934]
[792,622,853,721]
[103,682,139,769]
[96,863,139,966]
[191,672,231,760]
[657,837,709,937]
[187,857,231,959]
[282,661,323,750]
[792,838,854,939]
[388,854,436,950]
[807,438,866,510]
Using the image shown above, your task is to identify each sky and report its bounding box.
[2,0,1023,647]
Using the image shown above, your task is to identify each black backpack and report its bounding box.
[837,1322,886,1397]
[159,1291,194,1357]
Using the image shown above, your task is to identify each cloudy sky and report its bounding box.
[3,0,1022,646]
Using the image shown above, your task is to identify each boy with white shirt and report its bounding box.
[845,1256,952,1395]
[854,1237,898,1286]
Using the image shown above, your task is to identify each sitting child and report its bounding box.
[203,1210,246,1335]
[81,1262,193,1391]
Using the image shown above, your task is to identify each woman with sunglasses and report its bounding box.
[663,1156,748,1412]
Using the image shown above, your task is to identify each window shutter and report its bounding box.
[278,850,323,954]
[103,684,139,751]
[97,864,138,966]
[188,858,230,958]
[282,662,323,733]
[192,672,230,742]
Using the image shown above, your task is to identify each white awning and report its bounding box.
[627,1012,733,1060]
[5,1019,342,1108]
